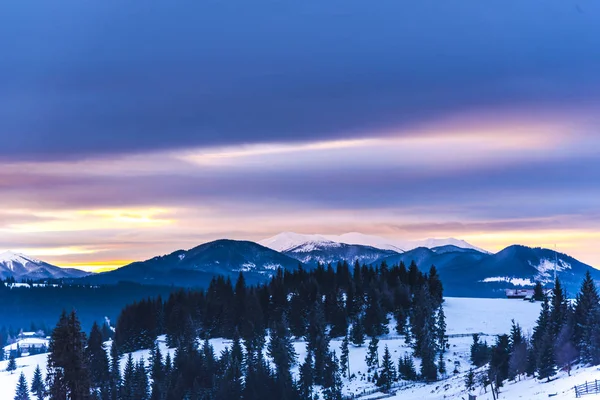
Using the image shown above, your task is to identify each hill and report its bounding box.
[82,239,300,287]
[379,245,600,297]
[0,251,89,280]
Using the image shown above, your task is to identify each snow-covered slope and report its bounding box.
[0,251,89,280]
[258,232,336,252]
[0,297,546,399]
[283,241,398,266]
[260,232,486,253]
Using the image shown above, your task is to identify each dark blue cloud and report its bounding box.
[1,0,600,159]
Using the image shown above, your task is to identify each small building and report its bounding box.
[505,289,534,299]
[3,337,48,359]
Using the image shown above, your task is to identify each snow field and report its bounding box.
[0,297,553,399]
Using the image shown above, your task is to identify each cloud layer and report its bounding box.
[1,0,599,269]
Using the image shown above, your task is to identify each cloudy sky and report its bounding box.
[1,0,600,270]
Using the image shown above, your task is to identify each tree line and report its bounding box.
[12,260,447,399]
[466,271,599,397]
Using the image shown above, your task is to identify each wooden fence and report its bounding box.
[574,380,600,398]
[343,382,408,400]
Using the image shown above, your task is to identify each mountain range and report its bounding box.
[81,240,300,287]
[0,251,89,281]
[2,233,598,297]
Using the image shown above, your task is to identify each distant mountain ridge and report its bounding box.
[379,244,600,297]
[282,241,397,266]
[3,235,598,297]
[0,251,89,280]
[259,232,487,253]
[82,239,300,287]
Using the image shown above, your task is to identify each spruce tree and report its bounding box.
[465,368,475,392]
[537,332,556,382]
[14,372,30,400]
[298,351,314,400]
[398,354,417,381]
[340,334,350,378]
[150,342,165,400]
[46,310,91,399]
[87,322,110,396]
[489,334,510,389]
[533,281,545,301]
[323,352,343,400]
[377,345,396,393]
[427,265,444,307]
[109,341,120,400]
[267,316,297,399]
[574,271,600,364]
[438,351,446,376]
[350,317,365,347]
[436,305,447,353]
[306,302,330,385]
[121,353,136,400]
[549,278,568,338]
[363,285,388,337]
[7,352,17,374]
[365,336,379,371]
[133,358,149,400]
[30,365,45,400]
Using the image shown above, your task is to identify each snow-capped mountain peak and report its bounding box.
[0,250,41,264]
[0,251,89,280]
[0,251,43,271]
[258,232,335,252]
[260,232,486,253]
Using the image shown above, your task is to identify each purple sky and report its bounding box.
[1,0,600,270]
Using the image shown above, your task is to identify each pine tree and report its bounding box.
[30,365,44,400]
[470,333,491,367]
[533,281,545,301]
[436,305,447,353]
[465,368,475,392]
[363,285,388,337]
[46,310,90,399]
[398,354,417,381]
[489,334,510,389]
[267,316,297,399]
[150,342,165,400]
[323,352,343,400]
[509,320,524,351]
[14,372,30,400]
[7,352,17,374]
[109,341,120,400]
[549,278,568,339]
[350,317,365,347]
[531,293,551,370]
[88,322,110,396]
[574,271,600,364]
[298,351,314,400]
[377,345,396,393]
[121,353,136,400]
[438,351,446,376]
[340,334,350,378]
[365,336,379,371]
[133,358,149,400]
[419,325,438,382]
[427,265,444,307]
[306,301,330,385]
[537,332,556,382]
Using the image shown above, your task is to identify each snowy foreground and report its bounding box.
[2,297,599,399]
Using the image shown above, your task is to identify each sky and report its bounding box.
[1,0,600,271]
